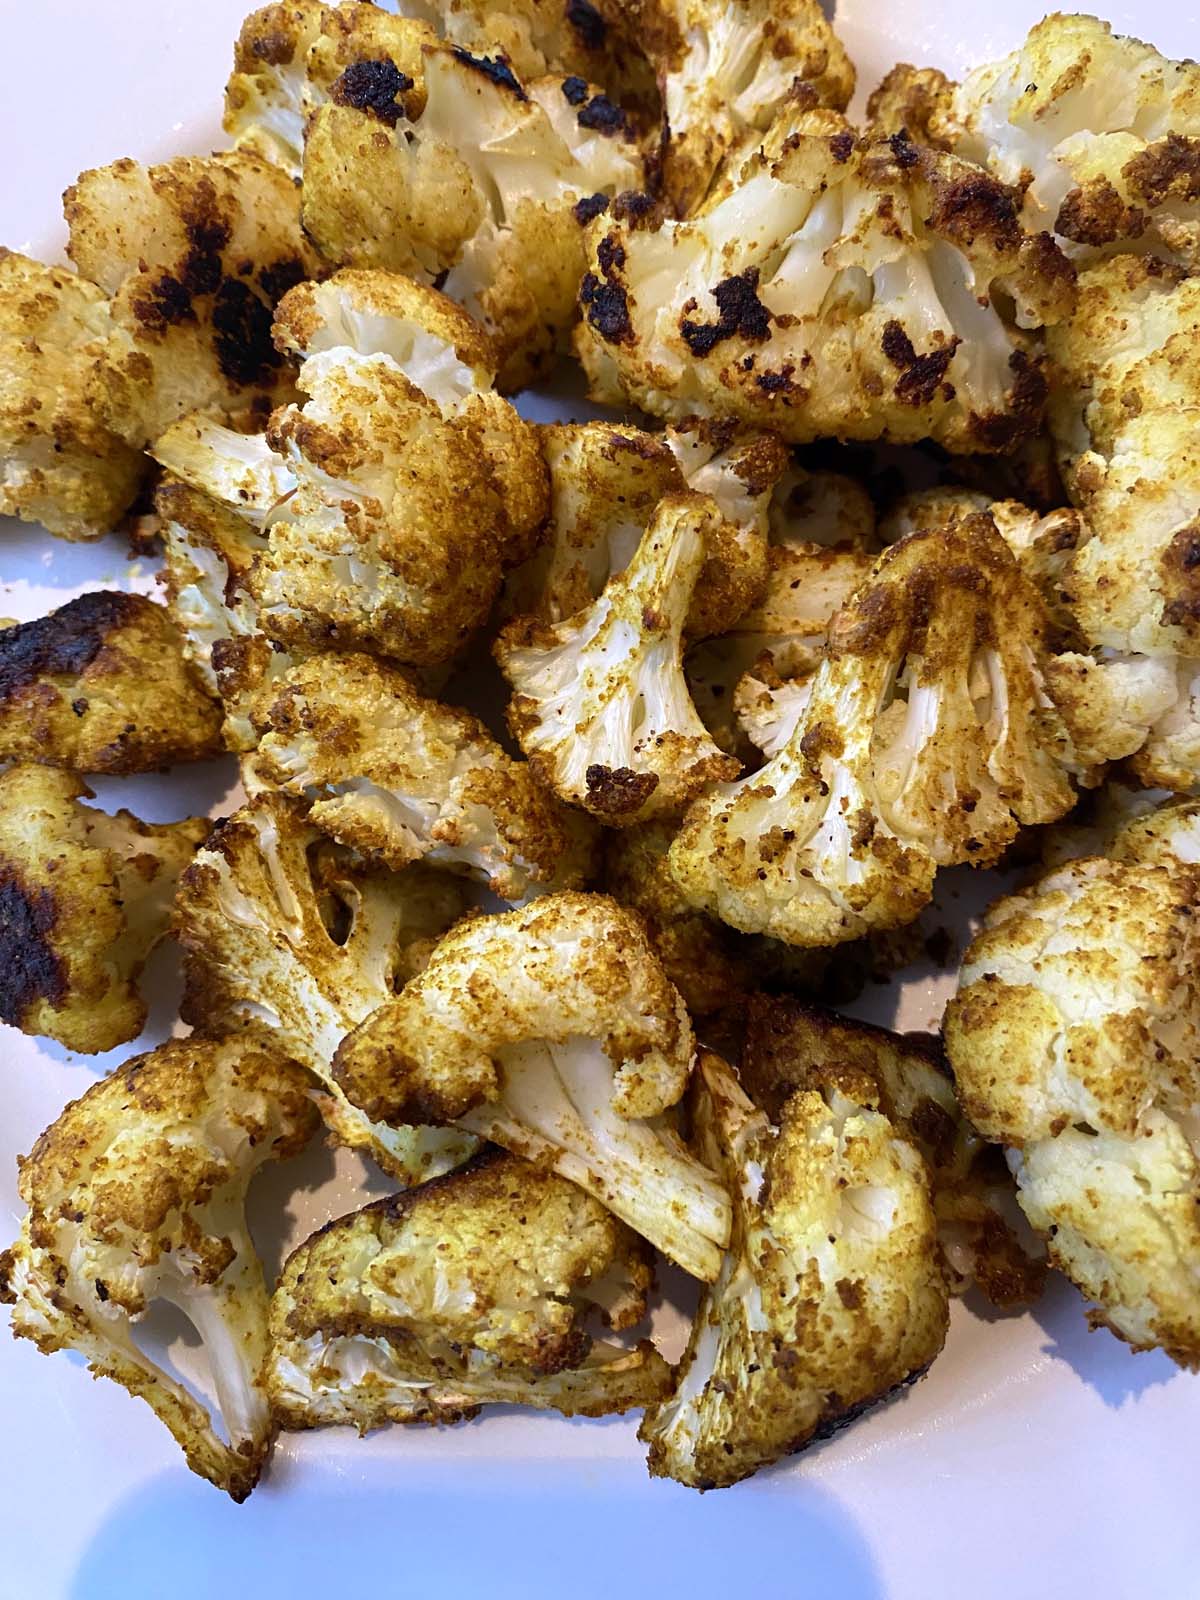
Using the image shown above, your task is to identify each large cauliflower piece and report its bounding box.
[247,651,595,899]
[0,250,144,540]
[66,150,318,449]
[741,997,1045,1306]
[333,892,733,1280]
[576,113,1075,451]
[175,793,476,1184]
[945,807,1200,1367]
[497,493,741,827]
[0,765,207,1054]
[640,1052,948,1489]
[669,514,1077,948]
[267,1149,671,1429]
[0,1037,318,1499]
[301,37,644,386]
[0,592,222,773]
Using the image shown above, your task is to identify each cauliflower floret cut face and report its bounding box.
[266,1148,670,1430]
[0,764,207,1054]
[0,1036,318,1499]
[498,492,742,826]
[575,116,1075,452]
[640,1053,948,1489]
[333,891,732,1281]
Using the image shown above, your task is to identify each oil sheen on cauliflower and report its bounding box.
[333,891,733,1281]
[0,1037,318,1499]
[267,1148,671,1430]
[640,1053,948,1489]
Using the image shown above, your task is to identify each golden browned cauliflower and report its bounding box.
[0,1036,317,1500]
[668,514,1078,949]
[300,36,645,387]
[945,805,1200,1368]
[741,997,1045,1307]
[0,250,145,540]
[334,891,732,1280]
[0,592,222,773]
[640,1052,948,1489]
[0,764,207,1054]
[175,792,475,1184]
[497,493,741,827]
[877,16,1200,266]
[246,651,595,899]
[66,150,319,448]
[266,1148,670,1430]
[575,112,1075,451]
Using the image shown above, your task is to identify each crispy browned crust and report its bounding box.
[866,63,955,146]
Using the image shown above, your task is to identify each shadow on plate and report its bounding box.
[1031,1271,1177,1408]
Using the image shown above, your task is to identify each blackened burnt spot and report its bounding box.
[566,0,607,50]
[250,29,297,66]
[562,75,589,106]
[212,279,284,388]
[829,131,854,163]
[968,349,1046,449]
[597,235,626,274]
[133,273,196,330]
[611,190,660,226]
[881,320,959,406]
[181,219,231,297]
[584,764,659,815]
[451,48,526,101]
[331,59,415,125]
[888,129,920,169]
[0,869,67,1024]
[756,366,795,394]
[574,193,609,225]
[259,255,307,304]
[580,271,632,342]
[680,268,772,357]
[578,94,628,135]
[0,591,144,701]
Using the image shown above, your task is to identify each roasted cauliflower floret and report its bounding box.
[175,793,475,1183]
[0,1037,317,1499]
[640,1052,948,1489]
[267,1148,671,1430]
[945,809,1200,1368]
[66,151,318,448]
[334,892,732,1280]
[0,250,144,540]
[669,515,1078,948]
[0,592,222,773]
[741,997,1045,1306]
[302,40,644,387]
[0,765,207,1054]
[498,493,741,827]
[246,652,595,899]
[576,114,1074,451]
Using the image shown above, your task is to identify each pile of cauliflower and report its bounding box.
[2,0,1198,1503]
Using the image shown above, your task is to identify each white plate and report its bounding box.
[2,3,1198,1597]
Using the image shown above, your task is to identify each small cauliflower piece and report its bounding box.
[66,151,319,448]
[333,892,732,1281]
[246,651,595,899]
[0,249,144,540]
[741,997,1045,1306]
[267,1148,670,1430]
[302,41,644,387]
[640,1052,948,1489]
[0,592,222,773]
[670,514,1077,948]
[576,113,1075,451]
[498,492,740,827]
[0,1037,317,1500]
[175,793,476,1184]
[0,765,206,1054]
[945,809,1200,1367]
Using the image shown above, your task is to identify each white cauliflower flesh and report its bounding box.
[333,892,733,1281]
[267,1149,670,1430]
[576,113,1075,451]
[669,513,1078,948]
[945,806,1200,1368]
[0,765,207,1055]
[174,793,476,1184]
[497,492,741,826]
[301,39,645,387]
[641,1053,948,1489]
[247,651,595,899]
[0,1037,318,1500]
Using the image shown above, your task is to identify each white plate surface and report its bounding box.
[1,2,1198,1597]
